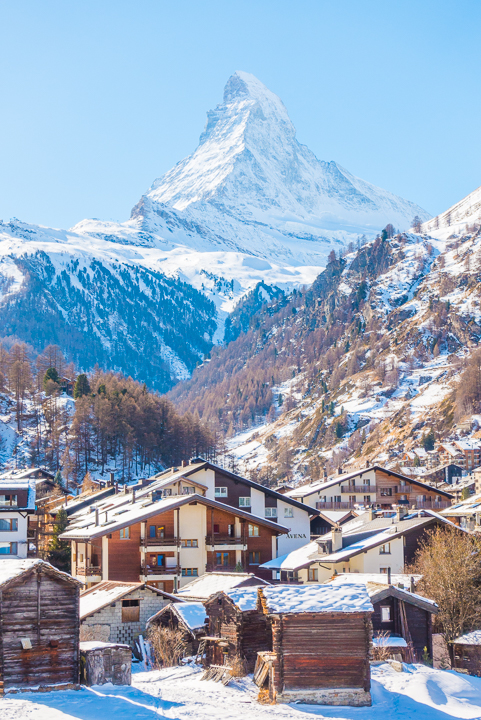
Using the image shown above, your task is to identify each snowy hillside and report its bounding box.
[422,184,481,241]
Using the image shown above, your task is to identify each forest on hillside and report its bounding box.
[0,342,215,483]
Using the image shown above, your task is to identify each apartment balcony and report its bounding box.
[77,565,102,579]
[415,499,452,510]
[142,564,180,575]
[316,501,355,510]
[206,563,238,572]
[206,536,246,545]
[340,485,376,494]
[140,537,180,548]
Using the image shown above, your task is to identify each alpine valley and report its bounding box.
[0,72,428,391]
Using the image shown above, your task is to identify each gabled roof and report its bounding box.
[366,582,438,614]
[175,571,270,601]
[327,573,422,591]
[60,492,289,541]
[261,583,373,615]
[148,601,207,633]
[0,558,81,591]
[148,460,319,515]
[80,580,178,619]
[284,465,453,499]
[452,630,481,645]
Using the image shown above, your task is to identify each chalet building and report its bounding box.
[451,631,481,676]
[437,441,481,472]
[421,463,464,486]
[175,570,270,602]
[442,492,481,531]
[80,580,177,646]
[60,491,290,592]
[284,465,453,522]
[0,559,81,692]
[261,508,464,583]
[147,602,207,655]
[255,584,373,706]
[0,477,36,559]
[59,460,316,590]
[311,508,358,538]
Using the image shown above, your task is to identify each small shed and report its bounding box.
[80,581,177,646]
[451,631,481,676]
[80,641,131,685]
[0,558,81,693]
[256,584,373,706]
[204,587,270,672]
[147,601,207,655]
[175,571,270,603]
[368,582,438,661]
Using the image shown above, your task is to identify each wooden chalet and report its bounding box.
[255,584,373,705]
[147,601,207,655]
[0,559,81,693]
[204,587,270,672]
[451,631,481,676]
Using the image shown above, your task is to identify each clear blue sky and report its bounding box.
[0,0,480,229]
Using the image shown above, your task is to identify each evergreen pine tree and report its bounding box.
[47,508,71,573]
[73,373,91,399]
[53,469,64,488]
[43,367,60,390]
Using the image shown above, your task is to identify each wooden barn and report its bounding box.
[79,641,132,686]
[147,601,207,655]
[255,584,373,706]
[204,587,270,672]
[368,582,438,661]
[451,631,481,676]
[0,558,81,693]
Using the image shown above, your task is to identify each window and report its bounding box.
[380,488,393,497]
[182,486,195,495]
[182,568,198,577]
[308,568,318,582]
[248,524,259,537]
[0,495,17,507]
[149,525,164,539]
[216,552,230,566]
[284,507,294,518]
[214,487,228,497]
[239,497,251,507]
[379,543,391,555]
[163,488,173,496]
[380,567,391,575]
[228,524,235,537]
[249,551,260,564]
[334,496,341,503]
[181,539,198,548]
[213,524,220,534]
[0,519,18,531]
[119,527,130,539]
[349,495,356,504]
[149,554,165,567]
[265,507,277,518]
[364,496,371,503]
[381,606,391,622]
[0,542,17,555]
[121,599,140,623]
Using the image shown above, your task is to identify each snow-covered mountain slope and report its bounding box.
[422,184,481,241]
[124,71,430,267]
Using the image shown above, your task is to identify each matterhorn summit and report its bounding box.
[126,71,430,267]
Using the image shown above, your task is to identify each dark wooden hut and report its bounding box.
[0,559,81,693]
[255,584,373,706]
[451,631,481,676]
[204,587,270,673]
[368,582,438,662]
[80,641,131,685]
[147,601,207,655]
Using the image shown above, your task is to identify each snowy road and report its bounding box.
[1,663,481,720]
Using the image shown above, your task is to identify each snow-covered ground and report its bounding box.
[2,663,481,720]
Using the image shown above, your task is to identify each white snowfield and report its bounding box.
[2,663,481,720]
[422,183,481,241]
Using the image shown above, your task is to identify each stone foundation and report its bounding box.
[276,687,372,706]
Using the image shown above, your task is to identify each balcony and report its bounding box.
[140,537,180,547]
[142,565,180,575]
[340,485,376,494]
[206,536,245,545]
[206,564,238,572]
[77,565,102,577]
[416,499,452,510]
[316,501,355,510]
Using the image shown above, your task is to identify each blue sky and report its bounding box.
[0,0,480,229]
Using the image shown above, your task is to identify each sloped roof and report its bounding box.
[175,571,270,601]
[261,583,373,615]
[80,580,177,619]
[0,558,81,591]
[452,630,481,645]
[259,540,320,571]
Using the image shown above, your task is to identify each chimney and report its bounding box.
[95,508,99,526]
[410,576,415,593]
[396,505,407,522]
[123,485,129,495]
[109,471,115,486]
[337,466,343,475]
[368,507,375,521]
[323,467,328,479]
[115,482,119,494]
[131,488,136,504]
[365,461,369,469]
[387,568,392,585]
[331,526,342,552]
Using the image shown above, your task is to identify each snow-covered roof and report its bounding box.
[226,586,259,611]
[319,510,356,523]
[260,540,319,571]
[173,602,207,630]
[452,630,481,645]
[261,583,373,614]
[176,571,269,601]
[373,636,407,648]
[80,580,175,619]
[321,528,402,563]
[80,641,131,651]
[327,573,422,591]
[0,558,80,589]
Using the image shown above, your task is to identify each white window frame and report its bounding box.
[381,606,391,622]
[284,506,294,518]
[239,497,251,507]
[214,487,228,497]
[265,507,277,518]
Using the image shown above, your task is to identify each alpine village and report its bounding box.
[1,36,481,719]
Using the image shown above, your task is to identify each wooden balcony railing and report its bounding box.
[205,536,245,545]
[416,500,451,510]
[316,501,355,510]
[143,565,180,575]
[206,564,238,572]
[340,485,376,494]
[140,537,180,547]
[77,565,102,576]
